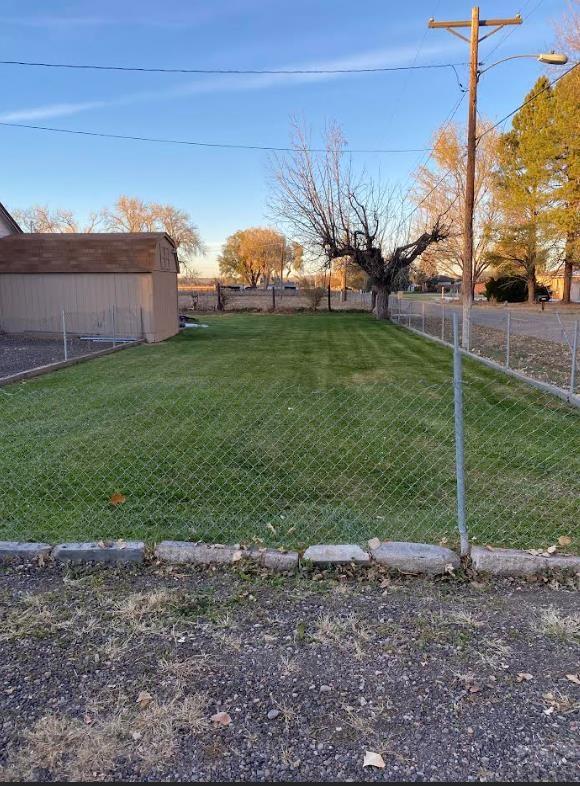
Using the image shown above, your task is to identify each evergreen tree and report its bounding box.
[551,68,580,302]
[491,77,560,303]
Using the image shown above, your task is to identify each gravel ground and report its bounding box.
[0,562,578,782]
[0,335,118,379]
[415,316,575,391]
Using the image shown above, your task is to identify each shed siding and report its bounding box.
[0,273,153,338]
[151,270,179,342]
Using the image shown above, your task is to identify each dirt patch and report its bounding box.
[0,563,578,782]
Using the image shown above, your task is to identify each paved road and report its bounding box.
[397,299,579,346]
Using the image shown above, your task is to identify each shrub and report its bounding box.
[484,276,550,303]
[303,286,326,311]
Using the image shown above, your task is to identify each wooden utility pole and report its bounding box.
[428,7,522,348]
[279,238,286,299]
[341,258,348,302]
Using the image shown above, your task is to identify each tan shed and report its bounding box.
[0,233,179,343]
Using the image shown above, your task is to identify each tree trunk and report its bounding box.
[374,284,390,320]
[562,230,575,304]
[562,260,573,304]
[527,270,536,305]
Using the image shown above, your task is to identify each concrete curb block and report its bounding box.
[0,541,52,561]
[52,541,145,564]
[155,541,299,572]
[471,545,580,576]
[370,541,461,575]
[302,544,371,565]
[1,539,578,577]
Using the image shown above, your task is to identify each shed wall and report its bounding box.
[151,270,179,342]
[0,272,152,338]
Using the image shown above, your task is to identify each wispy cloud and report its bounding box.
[0,42,463,125]
[0,101,109,123]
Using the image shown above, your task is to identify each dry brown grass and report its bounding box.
[313,612,370,645]
[278,654,300,677]
[0,593,74,642]
[537,608,580,641]
[1,691,209,781]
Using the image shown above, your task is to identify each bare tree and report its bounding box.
[13,205,101,233]
[270,123,447,319]
[411,121,500,289]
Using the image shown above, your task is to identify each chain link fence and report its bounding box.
[179,288,374,313]
[1,337,577,552]
[0,306,144,380]
[390,295,580,395]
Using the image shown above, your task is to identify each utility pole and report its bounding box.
[428,7,522,349]
[341,258,348,302]
[279,238,285,298]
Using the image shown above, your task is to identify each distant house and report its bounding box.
[539,272,580,303]
[0,232,179,343]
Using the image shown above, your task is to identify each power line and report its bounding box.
[0,58,468,76]
[408,61,578,221]
[482,0,545,62]
[0,121,432,154]
[477,62,579,140]
[402,91,467,223]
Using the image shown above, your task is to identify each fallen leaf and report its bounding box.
[109,492,126,506]
[516,672,533,683]
[136,690,153,710]
[546,545,557,555]
[231,550,243,562]
[368,537,381,551]
[211,711,232,727]
[266,523,276,535]
[363,751,386,769]
[444,562,455,574]
[565,674,580,686]
[558,535,572,547]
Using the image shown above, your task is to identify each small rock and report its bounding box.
[267,709,280,720]
[320,685,332,693]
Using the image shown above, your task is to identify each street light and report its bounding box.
[480,51,569,74]
[428,7,569,349]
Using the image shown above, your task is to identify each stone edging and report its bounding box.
[0,539,578,577]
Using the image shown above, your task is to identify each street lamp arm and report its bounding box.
[479,52,568,75]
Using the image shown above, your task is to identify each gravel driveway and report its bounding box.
[0,562,578,782]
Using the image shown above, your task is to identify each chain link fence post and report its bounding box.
[452,313,469,557]
[441,302,446,341]
[505,310,511,369]
[61,310,68,361]
[111,306,117,348]
[570,320,579,396]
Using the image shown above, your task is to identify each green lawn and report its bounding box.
[1,313,578,551]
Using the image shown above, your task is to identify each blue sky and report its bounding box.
[0,0,568,274]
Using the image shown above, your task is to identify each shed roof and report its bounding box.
[0,233,177,273]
